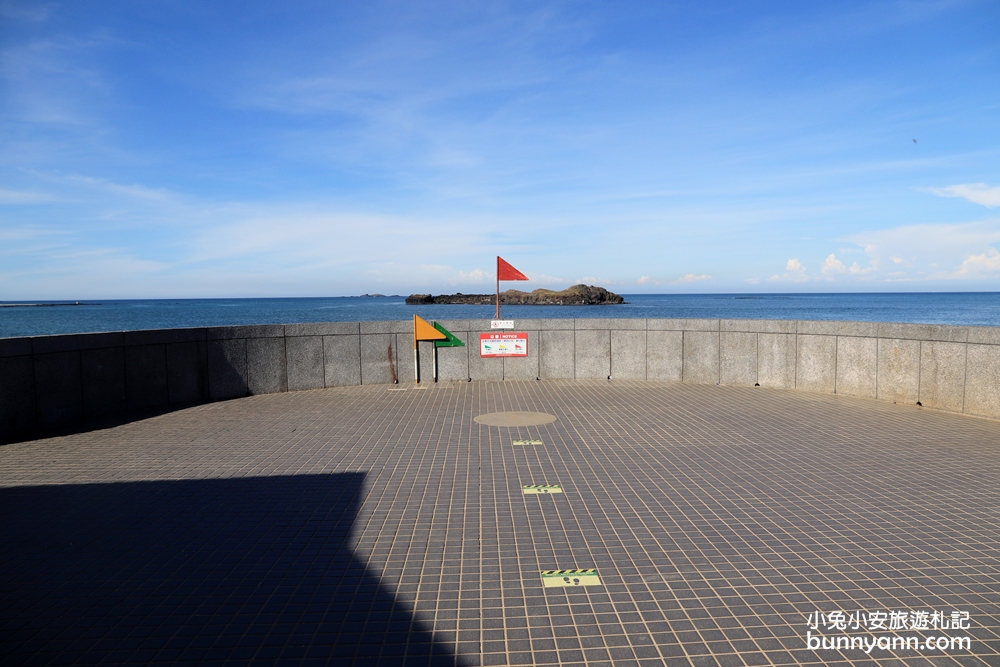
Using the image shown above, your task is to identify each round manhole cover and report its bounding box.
[473,411,557,427]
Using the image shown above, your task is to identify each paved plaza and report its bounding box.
[2,380,999,666]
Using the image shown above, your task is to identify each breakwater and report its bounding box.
[3,317,999,442]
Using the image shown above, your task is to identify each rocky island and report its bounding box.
[406,284,625,305]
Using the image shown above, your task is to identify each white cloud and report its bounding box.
[820,253,845,275]
[845,220,1000,281]
[637,275,651,284]
[448,267,572,287]
[744,277,759,284]
[927,183,1000,208]
[768,258,809,283]
[671,273,711,283]
[452,268,490,284]
[526,272,570,286]
[952,249,1000,277]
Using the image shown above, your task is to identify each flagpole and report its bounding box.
[412,314,448,385]
[495,256,528,322]
[413,315,419,384]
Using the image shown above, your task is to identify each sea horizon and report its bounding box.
[4,292,1000,339]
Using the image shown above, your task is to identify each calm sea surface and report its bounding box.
[3,293,1000,339]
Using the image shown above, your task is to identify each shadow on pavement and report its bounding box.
[0,472,463,666]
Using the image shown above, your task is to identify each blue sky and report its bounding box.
[2,1,999,298]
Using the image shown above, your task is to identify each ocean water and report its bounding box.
[2,293,1000,339]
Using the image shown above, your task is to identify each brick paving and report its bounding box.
[1,380,999,666]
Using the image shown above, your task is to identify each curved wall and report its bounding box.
[3,317,1000,442]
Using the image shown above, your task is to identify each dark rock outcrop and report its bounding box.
[405,284,625,306]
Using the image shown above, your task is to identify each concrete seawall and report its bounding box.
[4,317,1000,442]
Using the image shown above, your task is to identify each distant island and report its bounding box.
[0,301,95,308]
[406,284,625,306]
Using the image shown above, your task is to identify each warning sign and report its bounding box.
[480,332,528,357]
[523,484,562,494]
[541,569,601,587]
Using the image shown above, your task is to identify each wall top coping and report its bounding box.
[0,336,33,358]
[647,318,719,331]
[720,319,797,333]
[284,321,359,336]
[31,331,126,355]
[968,326,1000,345]
[796,320,878,337]
[123,327,209,346]
[6,318,1000,356]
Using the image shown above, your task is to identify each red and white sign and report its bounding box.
[480,332,528,357]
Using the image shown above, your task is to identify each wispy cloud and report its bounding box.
[671,273,711,283]
[3,3,1000,297]
[0,2,53,23]
[63,175,173,202]
[449,268,490,285]
[0,34,111,126]
[0,187,51,204]
[526,272,569,286]
[926,183,1000,208]
[187,210,468,266]
[577,276,616,286]
[0,245,170,299]
[0,224,65,243]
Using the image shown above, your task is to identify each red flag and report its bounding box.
[497,256,528,281]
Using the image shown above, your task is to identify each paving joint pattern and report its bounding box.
[2,380,999,666]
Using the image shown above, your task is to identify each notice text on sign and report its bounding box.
[480,332,528,357]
